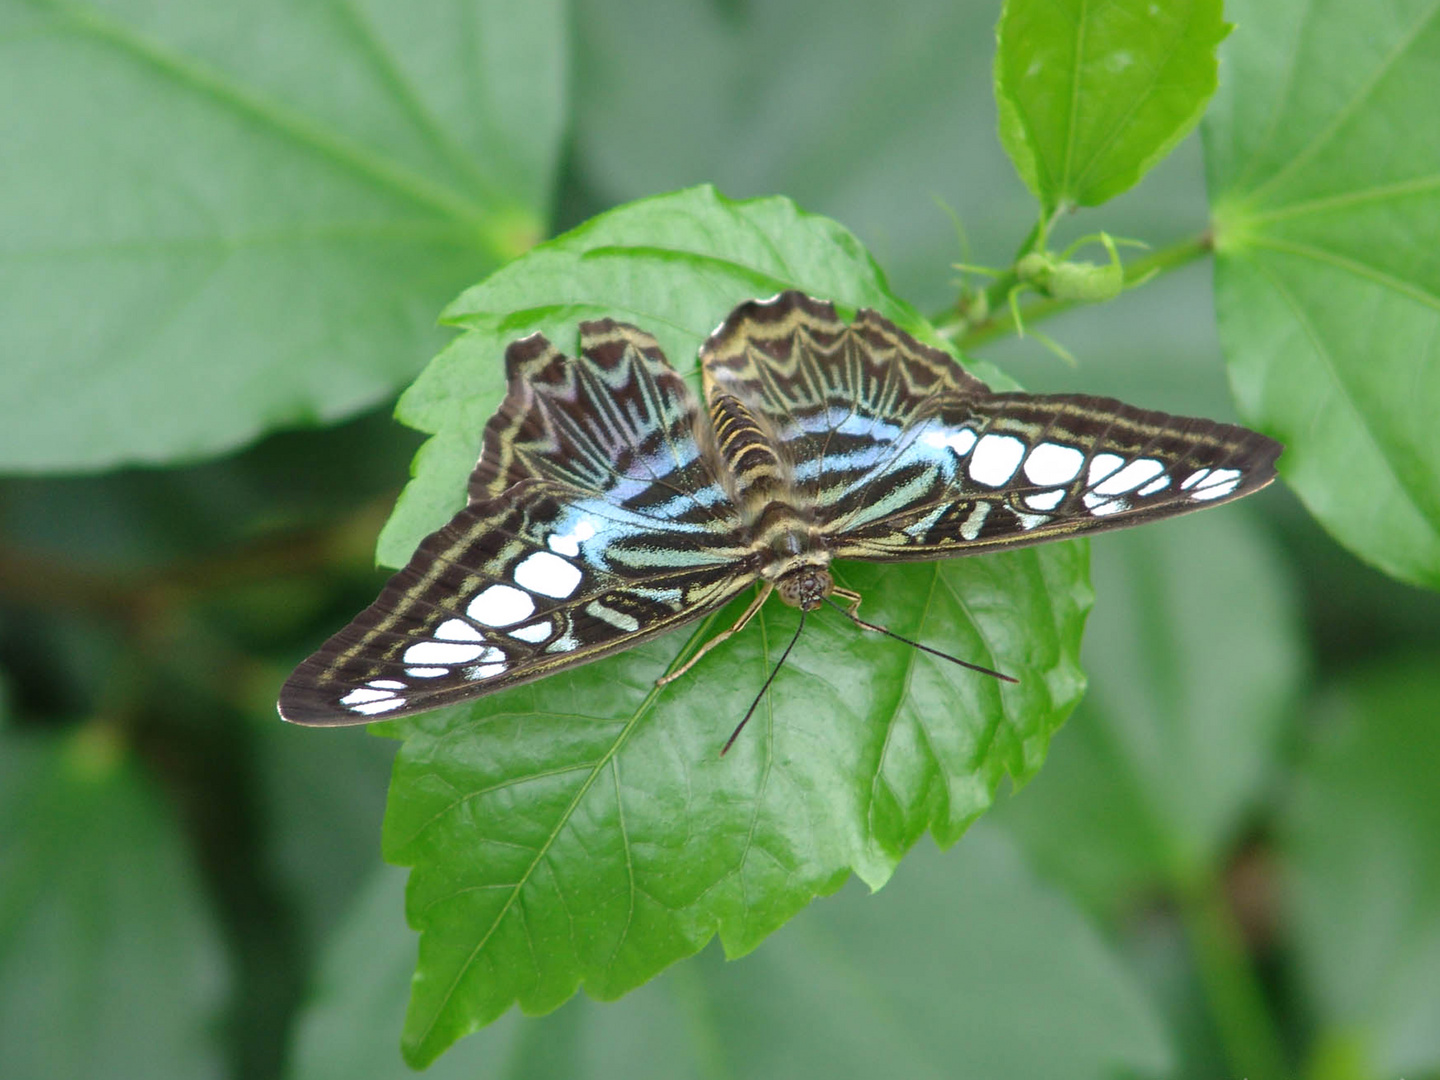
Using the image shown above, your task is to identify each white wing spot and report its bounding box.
[1083,491,1128,516]
[508,621,552,643]
[960,501,992,540]
[514,551,583,599]
[432,618,484,642]
[546,631,580,653]
[1024,489,1066,511]
[464,662,507,680]
[968,434,1026,487]
[586,600,640,633]
[548,519,597,558]
[1093,458,1165,496]
[351,697,406,715]
[403,640,488,666]
[1180,468,1211,490]
[405,666,447,678]
[341,688,394,706]
[467,584,535,626]
[922,426,979,456]
[1137,476,1171,497]
[1087,453,1125,486]
[367,680,405,690]
[1014,510,1050,530]
[1024,442,1084,486]
[1189,468,1242,500]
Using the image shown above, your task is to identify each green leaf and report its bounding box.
[995,0,1229,215]
[1283,658,1440,1079]
[1204,0,1440,590]
[0,0,565,471]
[0,727,228,1079]
[291,831,1169,1079]
[369,186,1091,1066]
[996,508,1303,914]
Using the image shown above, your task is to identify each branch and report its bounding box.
[939,231,1214,351]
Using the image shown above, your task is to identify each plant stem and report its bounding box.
[944,230,1213,351]
[1176,872,1289,1080]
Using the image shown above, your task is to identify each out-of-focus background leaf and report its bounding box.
[0,728,229,1079]
[1283,659,1440,1080]
[2,0,1438,1077]
[1204,0,1440,590]
[995,509,1303,916]
[291,830,1169,1080]
[0,0,565,470]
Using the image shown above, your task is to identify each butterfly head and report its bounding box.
[775,565,834,611]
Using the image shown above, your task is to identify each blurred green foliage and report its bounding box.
[1,0,1438,1077]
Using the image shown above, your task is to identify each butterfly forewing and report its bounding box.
[825,391,1280,558]
[279,322,755,726]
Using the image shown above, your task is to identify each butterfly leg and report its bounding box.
[656,582,775,686]
[829,586,891,636]
[825,587,1017,683]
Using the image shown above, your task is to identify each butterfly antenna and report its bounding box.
[824,598,1018,683]
[721,609,807,757]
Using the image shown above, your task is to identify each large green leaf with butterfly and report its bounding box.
[286,177,1287,1065]
[352,187,1092,1066]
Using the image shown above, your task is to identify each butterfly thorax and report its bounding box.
[710,391,833,610]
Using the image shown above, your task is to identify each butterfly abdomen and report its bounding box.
[710,392,786,493]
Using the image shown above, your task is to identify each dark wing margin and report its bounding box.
[280,321,754,726]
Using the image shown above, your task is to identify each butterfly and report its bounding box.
[278,291,1281,736]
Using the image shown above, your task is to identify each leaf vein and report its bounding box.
[1245,252,1440,537]
[1243,0,1440,206]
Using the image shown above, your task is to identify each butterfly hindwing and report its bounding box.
[701,292,987,513]
[471,319,731,523]
[280,322,756,726]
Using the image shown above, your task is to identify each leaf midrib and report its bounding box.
[1245,251,1440,541]
[409,683,666,1053]
[1066,0,1196,200]
[1237,0,1440,208]
[39,0,515,259]
[329,0,509,208]
[1057,0,1090,205]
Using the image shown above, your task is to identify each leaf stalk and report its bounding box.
[941,231,1213,351]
